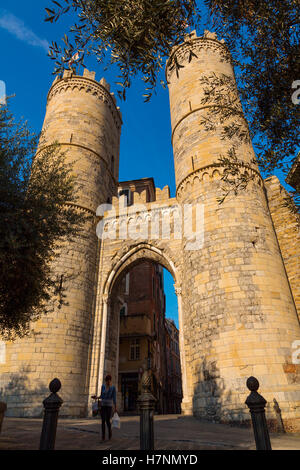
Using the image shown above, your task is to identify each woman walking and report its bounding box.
[100,374,117,441]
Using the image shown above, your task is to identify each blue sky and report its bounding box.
[0,1,295,329]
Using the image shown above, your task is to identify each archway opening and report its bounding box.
[106,259,182,416]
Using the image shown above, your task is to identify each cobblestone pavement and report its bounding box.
[1,415,300,450]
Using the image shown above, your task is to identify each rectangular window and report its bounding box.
[130,339,140,361]
[119,189,131,206]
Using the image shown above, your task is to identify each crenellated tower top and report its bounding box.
[166,30,257,199]
[166,30,231,84]
[40,68,123,212]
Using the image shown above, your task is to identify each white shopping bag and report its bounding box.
[92,401,99,416]
[92,402,98,412]
[112,412,121,429]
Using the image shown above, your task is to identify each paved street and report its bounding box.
[1,414,300,450]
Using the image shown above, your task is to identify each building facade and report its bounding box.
[0,30,299,431]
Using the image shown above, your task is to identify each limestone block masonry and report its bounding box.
[0,32,299,431]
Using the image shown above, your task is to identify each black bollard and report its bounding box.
[245,376,272,450]
[39,378,63,450]
[137,370,157,450]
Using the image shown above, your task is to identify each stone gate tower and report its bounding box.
[0,69,122,416]
[0,31,299,431]
[166,31,300,428]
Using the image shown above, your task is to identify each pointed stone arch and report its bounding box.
[103,242,179,297]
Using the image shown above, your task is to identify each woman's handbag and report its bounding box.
[112,412,121,429]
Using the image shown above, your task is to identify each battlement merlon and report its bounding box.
[155,185,170,201]
[47,69,122,125]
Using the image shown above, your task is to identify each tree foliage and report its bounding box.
[207,0,299,175]
[0,105,86,340]
[45,0,199,101]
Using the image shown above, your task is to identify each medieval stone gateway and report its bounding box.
[0,31,299,431]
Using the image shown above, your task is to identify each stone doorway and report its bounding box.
[89,242,189,416]
[108,259,183,415]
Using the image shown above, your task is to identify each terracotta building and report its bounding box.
[117,256,168,414]
[165,319,183,414]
